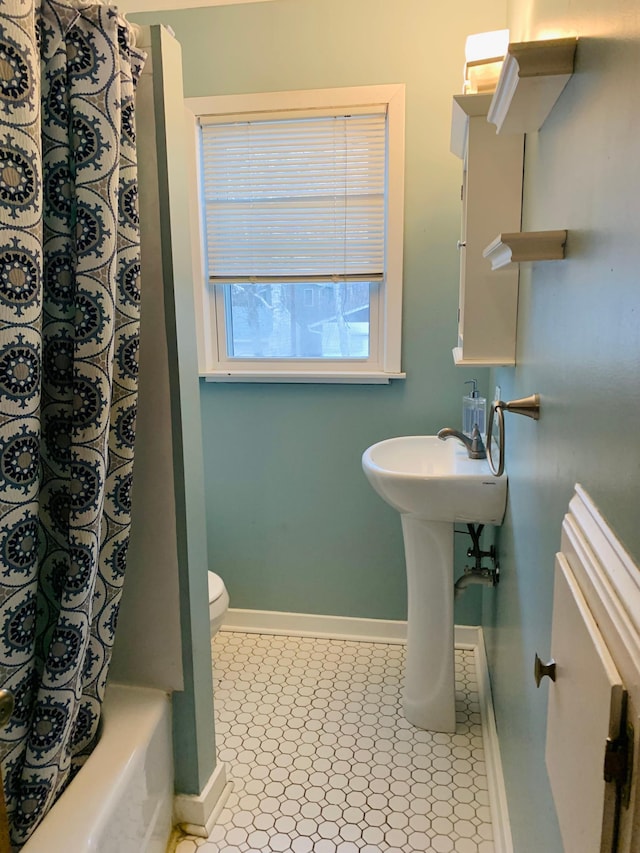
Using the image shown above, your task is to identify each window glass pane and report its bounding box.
[225,282,371,359]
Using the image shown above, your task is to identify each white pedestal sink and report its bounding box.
[362,435,507,732]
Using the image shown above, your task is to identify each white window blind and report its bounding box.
[200,111,387,282]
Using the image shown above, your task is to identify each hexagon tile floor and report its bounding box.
[176,631,495,853]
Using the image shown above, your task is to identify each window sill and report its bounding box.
[200,370,406,385]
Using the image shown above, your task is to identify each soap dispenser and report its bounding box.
[462,380,486,438]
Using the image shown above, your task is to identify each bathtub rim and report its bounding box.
[21,682,173,853]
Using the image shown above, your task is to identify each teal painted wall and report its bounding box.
[133,0,508,625]
[483,1,640,850]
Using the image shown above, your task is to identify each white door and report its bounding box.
[546,554,625,853]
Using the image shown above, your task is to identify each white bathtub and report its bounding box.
[22,683,174,853]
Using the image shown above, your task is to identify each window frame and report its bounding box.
[186,84,406,384]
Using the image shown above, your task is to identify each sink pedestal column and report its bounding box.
[400,516,455,733]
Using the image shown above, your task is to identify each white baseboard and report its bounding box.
[222,607,407,643]
[222,607,481,648]
[473,627,514,853]
[452,623,483,648]
[174,762,232,838]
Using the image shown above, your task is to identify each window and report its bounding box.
[186,85,405,383]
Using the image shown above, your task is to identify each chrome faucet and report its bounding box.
[437,424,487,459]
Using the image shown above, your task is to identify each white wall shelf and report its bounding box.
[488,37,578,135]
[450,94,524,367]
[483,230,568,270]
[450,93,493,160]
[452,347,517,368]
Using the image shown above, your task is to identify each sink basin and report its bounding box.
[362,435,507,733]
[362,435,506,524]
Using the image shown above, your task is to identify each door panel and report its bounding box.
[547,554,624,853]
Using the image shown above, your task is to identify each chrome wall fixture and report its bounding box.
[486,393,540,475]
[454,523,500,598]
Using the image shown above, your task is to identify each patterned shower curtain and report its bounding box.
[0,0,145,845]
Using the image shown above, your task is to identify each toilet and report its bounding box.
[208,571,229,636]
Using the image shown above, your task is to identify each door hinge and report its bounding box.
[604,721,634,809]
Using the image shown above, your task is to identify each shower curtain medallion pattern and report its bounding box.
[0,0,145,845]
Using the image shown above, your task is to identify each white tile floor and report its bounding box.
[176,632,495,853]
